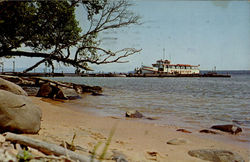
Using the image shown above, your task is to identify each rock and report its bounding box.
[176,128,192,133]
[0,148,17,162]
[0,134,5,143]
[0,90,42,134]
[73,84,83,93]
[37,83,81,100]
[22,86,40,96]
[125,110,144,118]
[112,150,128,162]
[0,78,28,96]
[211,124,242,134]
[145,117,157,120]
[56,86,81,100]
[91,91,103,96]
[81,85,103,93]
[188,149,245,162]
[36,83,57,98]
[200,129,220,134]
[166,138,188,145]
[145,151,159,161]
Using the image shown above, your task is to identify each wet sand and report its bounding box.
[28,97,249,161]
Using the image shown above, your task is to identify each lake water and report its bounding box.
[49,74,250,144]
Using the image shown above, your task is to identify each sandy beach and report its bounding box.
[28,96,249,162]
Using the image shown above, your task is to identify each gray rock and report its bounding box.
[56,86,81,100]
[112,150,128,162]
[22,86,40,96]
[125,110,144,118]
[166,138,188,145]
[0,90,42,134]
[211,124,242,134]
[188,149,245,162]
[0,148,17,162]
[0,78,27,96]
[80,85,103,94]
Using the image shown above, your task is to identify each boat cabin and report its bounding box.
[142,59,200,74]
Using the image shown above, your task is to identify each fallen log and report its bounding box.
[33,77,73,88]
[3,132,96,162]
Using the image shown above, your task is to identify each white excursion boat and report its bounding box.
[141,59,200,74]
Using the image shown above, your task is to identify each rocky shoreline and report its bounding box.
[0,75,249,161]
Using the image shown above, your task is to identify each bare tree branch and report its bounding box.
[0,0,141,73]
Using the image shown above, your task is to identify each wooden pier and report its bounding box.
[0,72,231,78]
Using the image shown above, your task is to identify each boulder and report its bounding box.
[37,83,80,100]
[0,90,42,134]
[166,138,188,145]
[211,124,242,134]
[0,78,27,96]
[188,149,245,162]
[56,86,81,100]
[125,110,144,118]
[36,83,59,98]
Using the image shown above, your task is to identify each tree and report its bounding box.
[0,0,141,73]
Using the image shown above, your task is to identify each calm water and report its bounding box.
[49,74,250,142]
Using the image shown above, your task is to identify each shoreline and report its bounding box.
[28,96,249,161]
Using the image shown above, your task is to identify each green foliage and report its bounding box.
[99,126,116,161]
[90,125,117,161]
[0,1,81,52]
[90,141,102,162]
[0,0,141,72]
[16,149,33,162]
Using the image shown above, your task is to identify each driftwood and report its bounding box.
[3,132,97,162]
[33,77,73,88]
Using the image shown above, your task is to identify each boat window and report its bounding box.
[175,66,179,69]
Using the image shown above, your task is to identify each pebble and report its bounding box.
[176,129,192,133]
[166,138,188,145]
[188,149,245,162]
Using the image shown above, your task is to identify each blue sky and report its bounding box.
[2,0,250,72]
[93,0,250,72]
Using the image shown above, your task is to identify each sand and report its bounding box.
[28,97,249,162]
